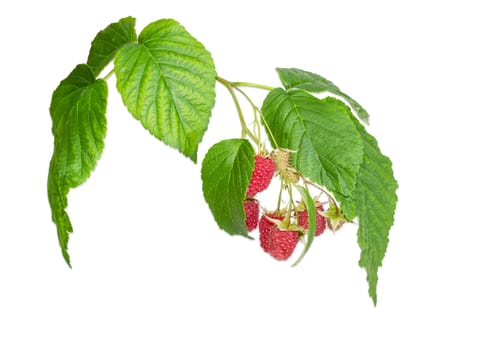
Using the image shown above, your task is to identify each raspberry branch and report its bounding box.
[230,81,275,91]
[47,16,398,306]
[216,76,258,144]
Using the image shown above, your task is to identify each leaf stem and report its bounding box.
[258,109,279,150]
[277,179,284,212]
[216,76,258,143]
[102,68,115,81]
[286,182,296,226]
[231,85,279,149]
[231,81,275,91]
[302,177,338,208]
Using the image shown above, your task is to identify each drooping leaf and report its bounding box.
[292,185,316,267]
[201,139,255,236]
[114,19,216,162]
[261,88,363,217]
[48,64,108,266]
[276,67,369,124]
[87,16,137,76]
[352,118,398,305]
[47,159,72,266]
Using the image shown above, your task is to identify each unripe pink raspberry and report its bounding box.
[298,203,326,236]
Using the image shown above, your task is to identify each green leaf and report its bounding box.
[261,88,363,215]
[292,185,316,267]
[114,18,216,162]
[47,159,72,266]
[276,67,369,124]
[201,139,255,236]
[87,16,137,77]
[48,64,108,266]
[352,119,398,305]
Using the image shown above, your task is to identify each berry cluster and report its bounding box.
[244,152,346,261]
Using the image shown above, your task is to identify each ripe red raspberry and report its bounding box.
[269,228,299,260]
[259,213,283,253]
[298,203,326,236]
[246,155,276,197]
[259,213,299,260]
[244,199,259,232]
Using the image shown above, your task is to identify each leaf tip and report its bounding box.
[188,152,198,164]
[242,233,254,241]
[371,294,378,307]
[62,250,72,269]
[291,258,302,268]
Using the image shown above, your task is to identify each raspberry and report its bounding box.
[246,155,276,197]
[298,203,326,236]
[259,214,283,253]
[244,199,259,232]
[259,213,299,260]
[269,228,299,260]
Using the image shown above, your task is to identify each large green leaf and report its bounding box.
[276,67,369,124]
[114,19,216,162]
[48,64,108,266]
[261,88,363,215]
[87,16,137,76]
[352,119,398,305]
[201,139,255,236]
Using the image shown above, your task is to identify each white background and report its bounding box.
[1,0,495,349]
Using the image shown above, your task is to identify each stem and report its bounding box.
[232,85,279,149]
[302,177,338,207]
[286,183,296,226]
[232,81,275,91]
[103,68,115,81]
[231,86,262,149]
[258,109,279,149]
[277,180,285,212]
[251,104,262,151]
[216,76,258,143]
